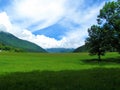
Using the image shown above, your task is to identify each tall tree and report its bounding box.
[97,0,120,52]
[85,0,120,61]
[85,25,106,61]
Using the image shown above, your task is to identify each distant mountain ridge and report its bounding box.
[0,31,46,52]
[46,48,74,53]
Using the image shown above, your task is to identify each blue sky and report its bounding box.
[0,0,115,48]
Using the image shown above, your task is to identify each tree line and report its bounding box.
[85,0,120,61]
[0,43,24,52]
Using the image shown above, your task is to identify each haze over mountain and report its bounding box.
[0,31,46,52]
[46,48,74,53]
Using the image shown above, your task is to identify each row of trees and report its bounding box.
[0,43,24,52]
[85,0,120,61]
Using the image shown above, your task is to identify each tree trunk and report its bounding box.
[98,54,101,62]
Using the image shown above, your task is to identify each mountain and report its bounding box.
[0,31,46,52]
[46,48,74,53]
[73,45,88,53]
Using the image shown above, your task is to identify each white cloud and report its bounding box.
[0,12,12,31]
[0,12,85,48]
[6,0,67,31]
[18,29,86,49]
[0,0,109,49]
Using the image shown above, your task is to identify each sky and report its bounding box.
[0,0,115,49]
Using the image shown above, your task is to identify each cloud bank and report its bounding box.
[0,0,112,48]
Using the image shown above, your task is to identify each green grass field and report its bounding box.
[0,52,120,90]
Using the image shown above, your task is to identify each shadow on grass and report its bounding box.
[0,68,120,90]
[82,57,120,64]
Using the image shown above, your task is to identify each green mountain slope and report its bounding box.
[74,45,116,53]
[0,43,24,52]
[0,31,46,52]
[73,45,88,52]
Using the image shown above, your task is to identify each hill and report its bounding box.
[0,31,46,52]
[74,45,116,53]
[73,45,88,52]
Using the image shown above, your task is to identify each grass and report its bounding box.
[0,69,120,90]
[0,52,120,90]
[0,52,120,73]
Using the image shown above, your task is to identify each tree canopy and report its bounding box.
[85,0,120,61]
[98,0,120,52]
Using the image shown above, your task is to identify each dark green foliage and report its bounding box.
[0,31,46,52]
[85,0,120,60]
[98,0,120,52]
[0,43,24,52]
[85,25,106,61]
[0,68,120,90]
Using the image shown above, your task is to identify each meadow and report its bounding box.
[0,52,120,90]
